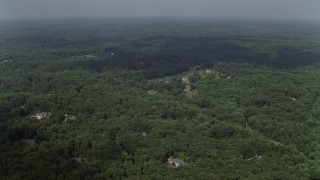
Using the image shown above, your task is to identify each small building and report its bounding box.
[147,90,158,95]
[167,157,188,167]
[206,69,213,74]
[34,112,51,120]
[247,155,262,161]
[1,59,13,64]
[64,114,77,122]
[289,97,297,102]
[21,139,37,146]
[181,77,188,83]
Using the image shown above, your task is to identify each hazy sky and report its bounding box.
[0,0,320,20]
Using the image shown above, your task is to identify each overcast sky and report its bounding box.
[0,0,320,20]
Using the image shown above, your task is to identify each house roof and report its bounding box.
[36,112,50,116]
[168,157,188,166]
[64,114,76,122]
[147,90,158,94]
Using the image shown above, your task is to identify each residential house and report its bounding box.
[64,114,77,122]
[34,112,51,120]
[167,156,188,167]
[289,97,297,102]
[247,155,262,160]
[206,69,213,74]
[147,90,158,95]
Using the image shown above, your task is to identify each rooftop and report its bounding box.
[147,90,158,95]
[167,156,188,167]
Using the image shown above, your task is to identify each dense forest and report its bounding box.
[1,18,320,179]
